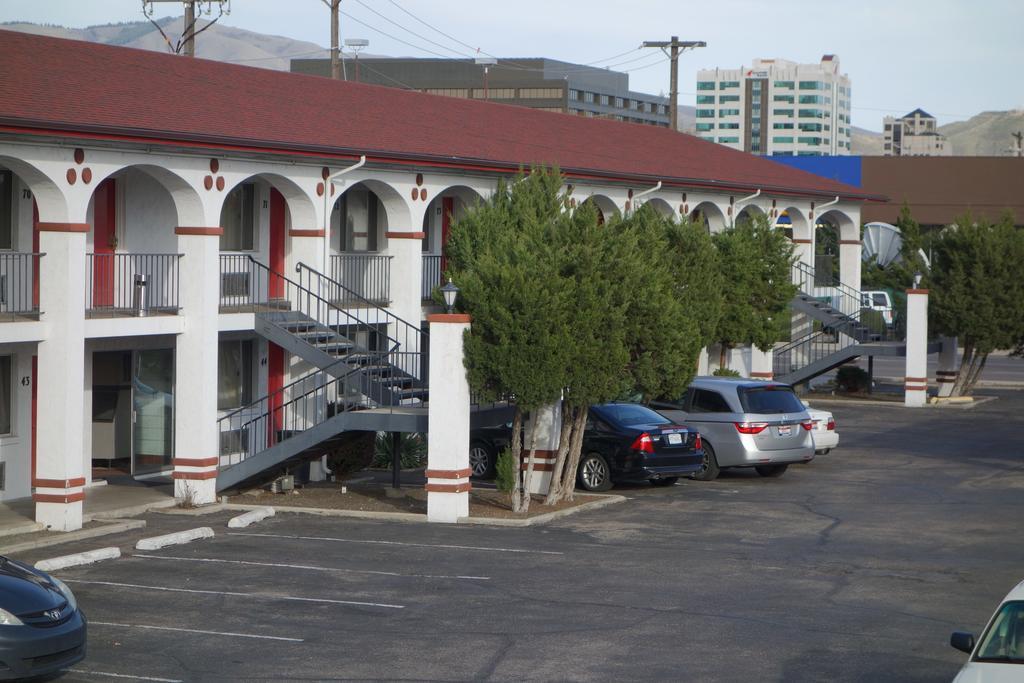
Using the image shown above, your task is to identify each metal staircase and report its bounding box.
[776,262,901,386]
[216,256,429,491]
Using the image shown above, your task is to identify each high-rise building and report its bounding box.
[695,55,852,156]
[883,109,952,156]
[291,57,671,127]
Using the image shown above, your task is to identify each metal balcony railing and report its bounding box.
[85,253,181,317]
[0,252,42,321]
[422,254,442,300]
[329,254,391,306]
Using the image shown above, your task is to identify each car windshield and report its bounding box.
[872,293,888,306]
[599,404,670,426]
[975,601,1024,663]
[737,386,806,414]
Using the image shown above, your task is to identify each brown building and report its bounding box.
[859,157,1024,227]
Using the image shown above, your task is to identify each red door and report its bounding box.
[30,355,37,481]
[31,202,39,309]
[91,178,117,308]
[268,188,286,300]
[267,343,284,445]
[440,196,454,274]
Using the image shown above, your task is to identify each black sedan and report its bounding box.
[0,556,87,679]
[470,403,704,491]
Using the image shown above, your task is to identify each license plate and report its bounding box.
[776,425,792,436]
[667,433,682,445]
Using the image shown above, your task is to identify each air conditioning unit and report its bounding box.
[269,475,294,493]
[220,272,250,298]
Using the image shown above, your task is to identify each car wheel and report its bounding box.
[755,464,789,478]
[815,448,830,455]
[650,477,679,487]
[469,441,495,479]
[690,441,720,481]
[577,453,613,492]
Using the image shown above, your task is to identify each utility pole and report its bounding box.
[642,36,706,132]
[183,1,195,57]
[322,0,343,80]
[475,57,497,100]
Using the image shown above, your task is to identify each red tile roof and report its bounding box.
[0,30,871,200]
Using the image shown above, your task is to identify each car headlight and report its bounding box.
[0,607,24,626]
[50,577,77,613]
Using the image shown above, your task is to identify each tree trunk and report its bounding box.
[719,343,728,371]
[544,402,576,506]
[560,406,589,502]
[510,407,523,513]
[951,340,974,397]
[963,352,988,396]
[521,422,540,514]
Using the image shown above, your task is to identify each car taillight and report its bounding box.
[694,433,702,451]
[800,420,814,431]
[827,418,835,431]
[734,422,768,435]
[631,432,655,454]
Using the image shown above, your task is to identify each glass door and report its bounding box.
[132,349,174,476]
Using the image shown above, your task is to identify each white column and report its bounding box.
[838,239,862,291]
[792,239,814,273]
[935,336,958,398]
[35,223,88,531]
[750,346,774,381]
[904,288,929,407]
[288,230,326,275]
[697,348,710,376]
[172,227,222,504]
[386,232,425,331]
[524,402,562,495]
[425,313,471,523]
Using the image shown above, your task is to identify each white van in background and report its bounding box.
[861,290,895,327]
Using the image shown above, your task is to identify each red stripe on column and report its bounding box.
[424,482,472,493]
[33,492,85,504]
[172,470,218,480]
[425,468,472,479]
[36,222,89,232]
[172,457,219,468]
[32,477,86,488]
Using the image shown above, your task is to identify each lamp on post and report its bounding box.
[344,38,369,82]
[440,278,459,313]
[913,271,923,289]
[474,57,497,100]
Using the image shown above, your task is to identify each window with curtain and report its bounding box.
[219,183,256,251]
[0,355,11,435]
[218,340,253,411]
[0,170,13,250]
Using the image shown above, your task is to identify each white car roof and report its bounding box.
[1004,578,1024,602]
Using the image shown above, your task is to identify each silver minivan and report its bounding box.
[651,377,815,480]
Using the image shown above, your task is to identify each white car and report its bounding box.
[805,407,838,455]
[951,578,1024,682]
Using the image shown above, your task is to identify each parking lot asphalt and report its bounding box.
[10,390,1024,682]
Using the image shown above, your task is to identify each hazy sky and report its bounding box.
[3,0,1021,131]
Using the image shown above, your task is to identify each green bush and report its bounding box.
[371,432,427,469]
[712,367,741,377]
[494,448,517,495]
[835,365,870,393]
[325,431,376,478]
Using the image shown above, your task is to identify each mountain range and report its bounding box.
[4,18,1020,157]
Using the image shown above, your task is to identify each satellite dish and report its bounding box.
[861,222,902,267]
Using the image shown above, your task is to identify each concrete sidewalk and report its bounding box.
[0,480,174,537]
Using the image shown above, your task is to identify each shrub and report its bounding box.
[325,431,376,478]
[835,365,870,393]
[371,432,427,469]
[713,367,741,377]
[494,448,517,495]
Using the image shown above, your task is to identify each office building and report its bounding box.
[291,57,671,127]
[883,109,952,156]
[696,55,852,156]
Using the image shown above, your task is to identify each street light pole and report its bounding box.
[474,57,497,100]
[344,38,369,83]
[641,37,706,131]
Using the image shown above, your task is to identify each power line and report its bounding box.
[350,0,473,59]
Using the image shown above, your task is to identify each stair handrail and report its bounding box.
[222,255,403,356]
[295,261,426,337]
[792,261,865,320]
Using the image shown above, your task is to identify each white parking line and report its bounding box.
[228,531,565,555]
[132,553,490,580]
[89,621,304,642]
[66,579,404,609]
[66,669,183,683]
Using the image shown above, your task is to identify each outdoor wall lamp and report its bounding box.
[441,278,459,313]
[913,271,923,288]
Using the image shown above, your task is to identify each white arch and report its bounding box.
[581,194,620,225]
[816,209,858,242]
[643,197,675,220]
[689,201,727,234]
[778,206,811,242]
[221,172,318,232]
[734,204,766,226]
[0,155,68,223]
[90,163,205,227]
